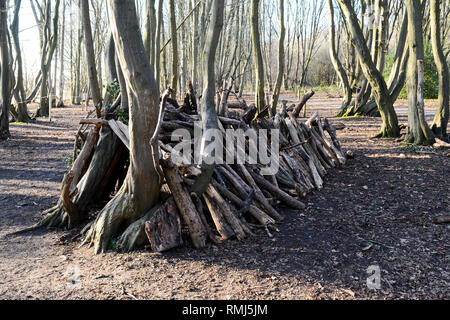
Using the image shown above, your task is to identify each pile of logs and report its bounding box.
[55,92,348,252]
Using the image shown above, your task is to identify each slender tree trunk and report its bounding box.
[0,0,11,140]
[169,0,178,98]
[191,0,199,90]
[271,0,285,115]
[328,0,352,114]
[81,0,102,116]
[37,0,61,117]
[115,54,128,112]
[430,0,449,139]
[191,0,225,195]
[251,0,265,113]
[144,0,157,67]
[59,3,66,103]
[73,2,82,105]
[105,33,117,84]
[10,0,29,122]
[155,0,163,91]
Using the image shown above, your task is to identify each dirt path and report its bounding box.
[0,100,448,300]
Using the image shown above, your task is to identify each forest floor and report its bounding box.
[0,94,449,300]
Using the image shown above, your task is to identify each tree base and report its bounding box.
[81,189,134,254]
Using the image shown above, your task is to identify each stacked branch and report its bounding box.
[19,87,347,252]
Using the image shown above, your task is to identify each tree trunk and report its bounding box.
[404,0,435,145]
[73,3,82,105]
[337,0,400,138]
[10,0,29,123]
[81,0,102,117]
[0,0,11,140]
[58,3,66,103]
[270,0,285,115]
[83,0,161,254]
[191,0,225,195]
[430,0,449,140]
[154,0,163,90]
[251,0,265,113]
[169,0,178,98]
[329,0,352,114]
[36,0,61,117]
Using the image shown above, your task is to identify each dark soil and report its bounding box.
[0,98,448,300]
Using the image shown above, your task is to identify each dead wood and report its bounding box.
[291,90,315,118]
[145,197,184,252]
[249,169,306,210]
[161,157,208,249]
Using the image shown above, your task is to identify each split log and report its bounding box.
[280,152,311,195]
[108,119,130,150]
[72,126,123,210]
[191,192,220,243]
[293,145,323,189]
[298,120,333,170]
[308,126,337,167]
[144,197,184,252]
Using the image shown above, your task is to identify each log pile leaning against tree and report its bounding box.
[16,88,349,253]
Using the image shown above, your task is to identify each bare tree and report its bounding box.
[430,0,449,139]
[169,0,178,98]
[83,0,161,253]
[251,0,265,113]
[271,0,285,114]
[191,0,225,195]
[404,0,435,145]
[31,0,61,117]
[337,0,400,138]
[10,0,30,122]
[328,0,352,113]
[81,0,102,117]
[0,0,11,140]
[58,3,65,103]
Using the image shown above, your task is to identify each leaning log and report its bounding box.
[249,170,306,210]
[291,90,315,117]
[161,157,208,249]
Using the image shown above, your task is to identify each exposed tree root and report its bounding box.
[116,205,160,252]
[81,189,134,254]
